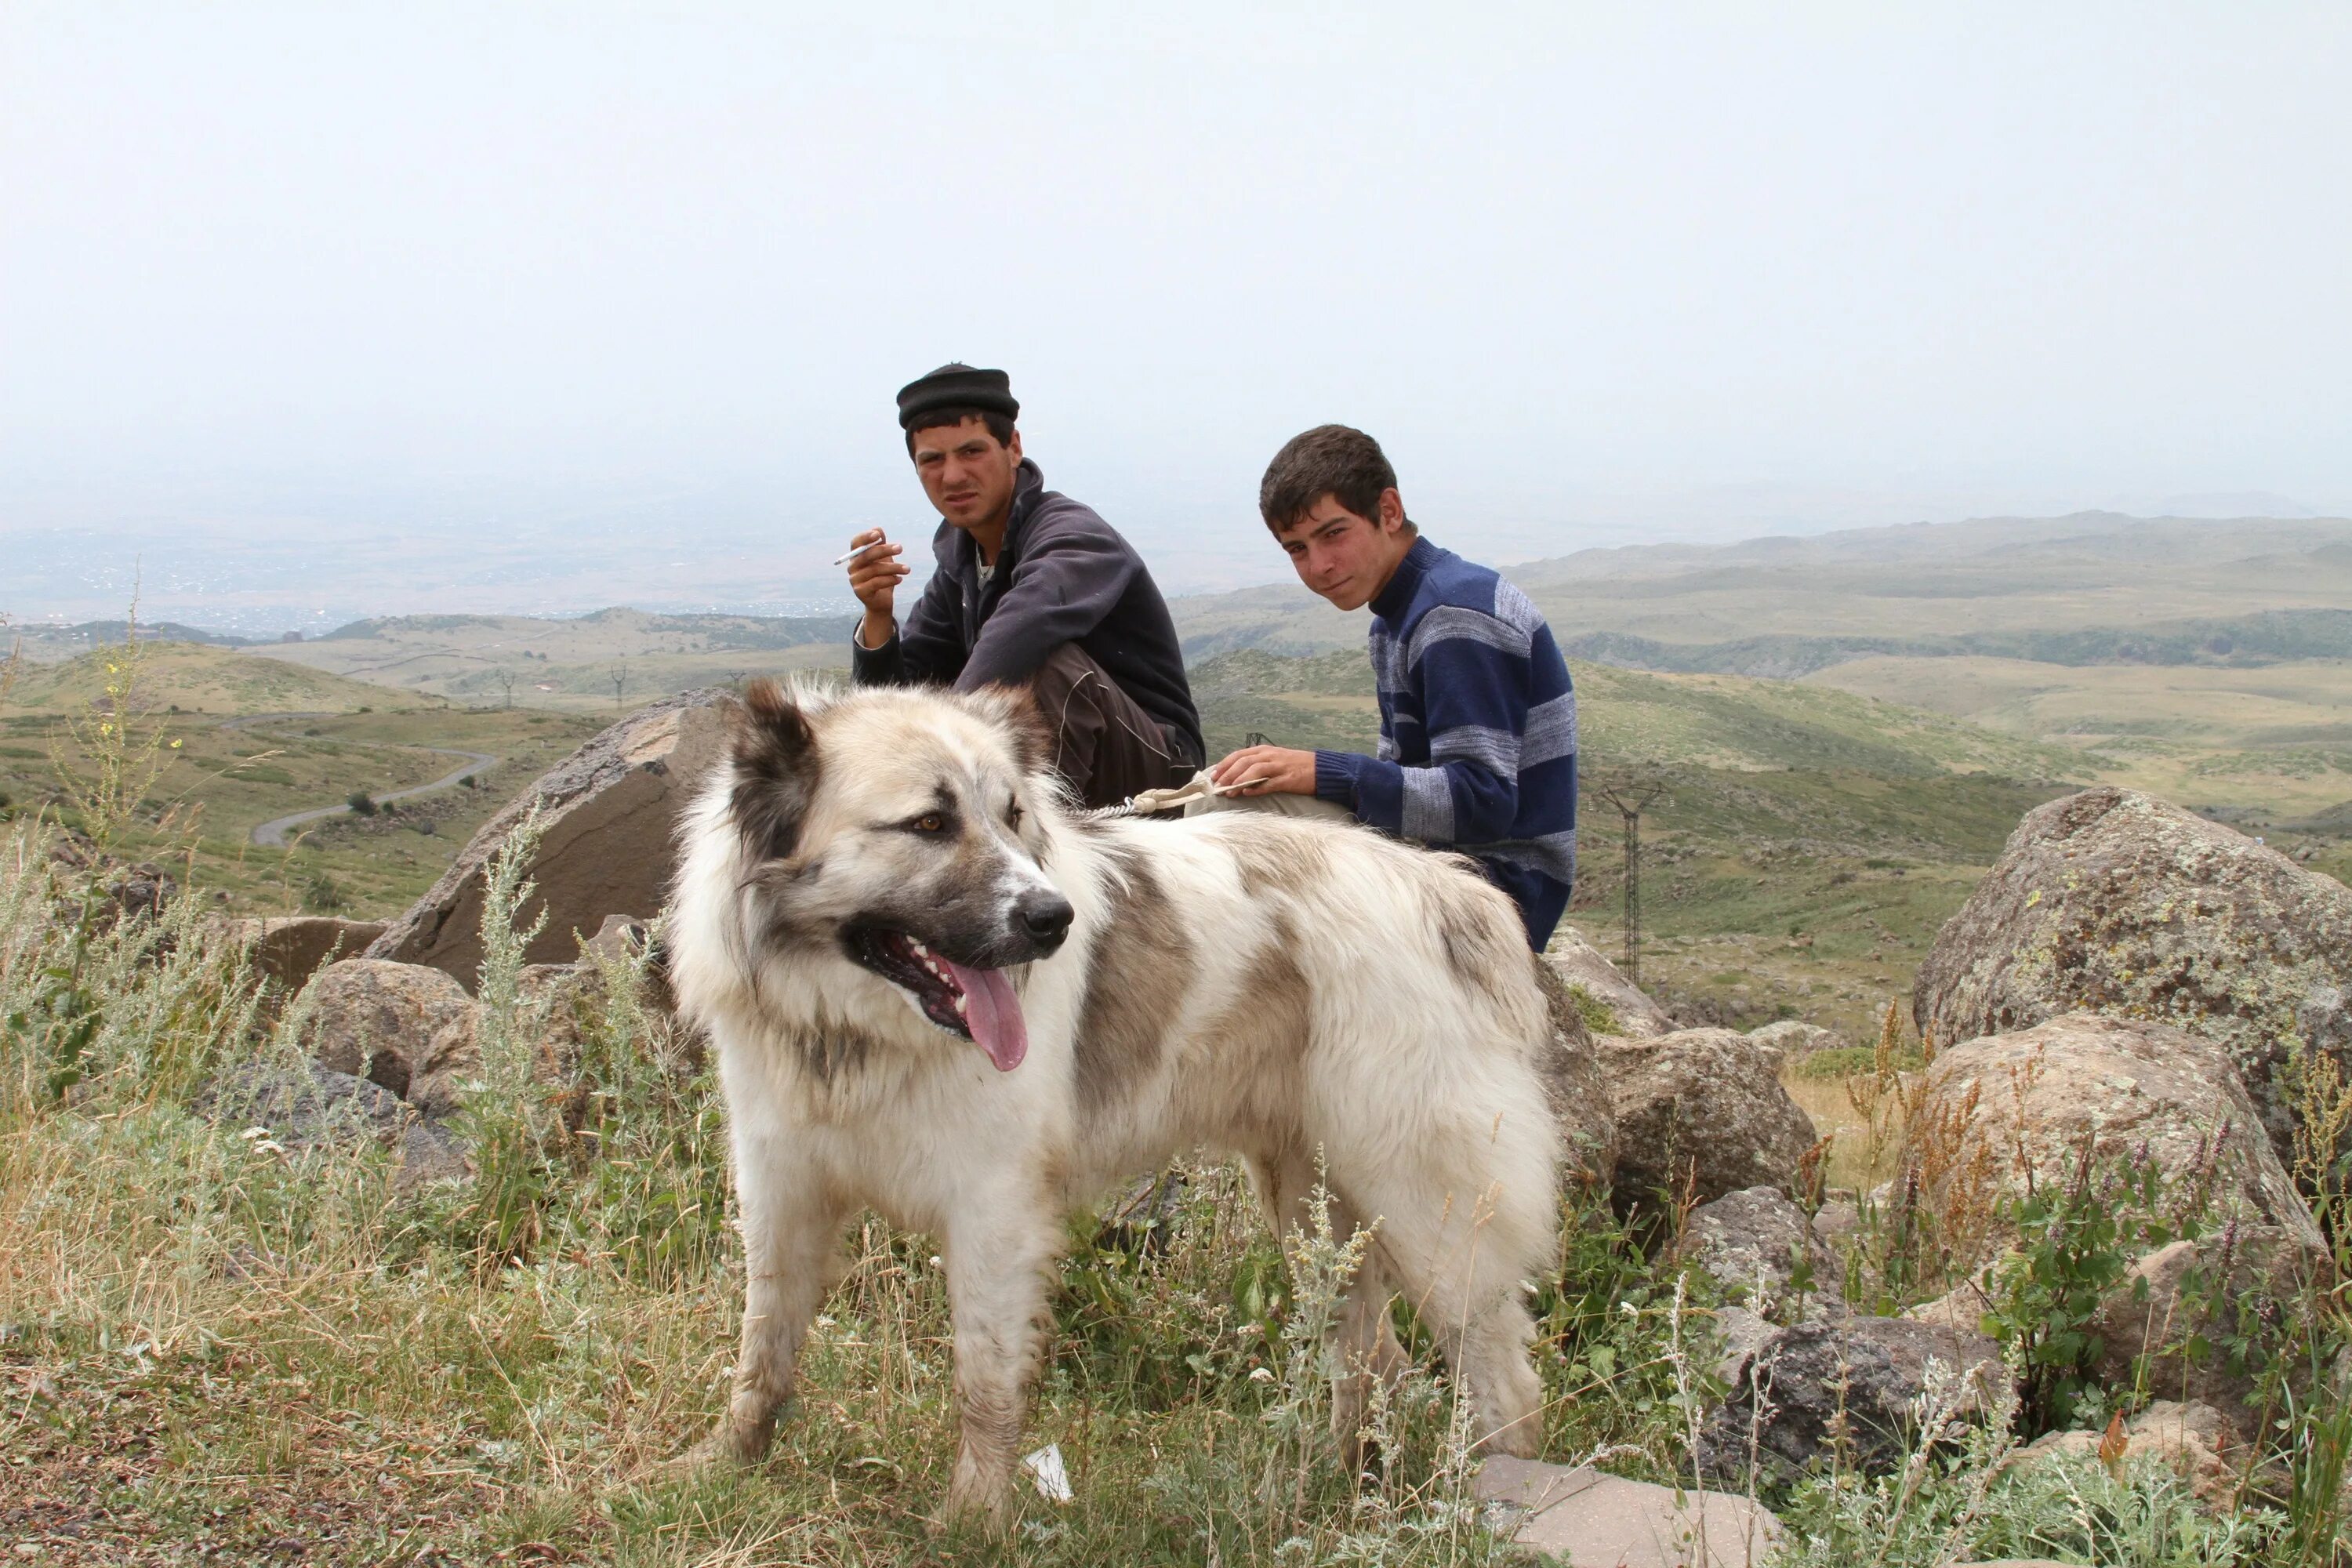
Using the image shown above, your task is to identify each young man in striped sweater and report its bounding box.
[1207,425,1577,951]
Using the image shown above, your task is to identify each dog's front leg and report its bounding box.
[706,1145,845,1465]
[937,1203,1062,1530]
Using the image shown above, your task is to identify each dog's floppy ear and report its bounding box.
[729,677,821,860]
[969,683,1055,781]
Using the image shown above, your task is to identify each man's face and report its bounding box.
[910,416,1023,532]
[1276,489,1414,612]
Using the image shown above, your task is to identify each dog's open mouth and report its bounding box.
[845,927,1029,1073]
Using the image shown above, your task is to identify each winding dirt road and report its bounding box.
[226,713,499,848]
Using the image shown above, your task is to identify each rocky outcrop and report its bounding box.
[366,689,730,983]
[1696,1314,2005,1483]
[299,959,474,1099]
[1530,951,1619,1184]
[194,1062,468,1189]
[1914,786,2352,1160]
[1898,1013,2327,1282]
[1547,925,1675,1036]
[1603,1029,1818,1207]
[219,916,387,992]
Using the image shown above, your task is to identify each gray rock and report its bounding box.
[1548,924,1676,1037]
[1603,1029,1819,1208]
[1914,786,2352,1160]
[297,958,474,1100]
[194,1061,468,1189]
[1671,1186,1841,1319]
[1899,1013,2326,1281]
[1473,1457,1780,1567]
[1531,949,1620,1184]
[367,689,731,983]
[1696,1314,2006,1483]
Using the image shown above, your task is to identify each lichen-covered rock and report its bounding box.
[194,1062,469,1189]
[1671,1185,1841,1318]
[1547,924,1675,1036]
[1530,951,1619,1184]
[1603,1029,1818,1207]
[1696,1314,2006,1483]
[1914,786,2352,1160]
[299,958,474,1100]
[367,689,730,983]
[1898,1013,2326,1280]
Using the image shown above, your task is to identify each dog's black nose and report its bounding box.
[1017,893,1074,952]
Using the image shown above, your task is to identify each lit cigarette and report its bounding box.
[833,543,887,566]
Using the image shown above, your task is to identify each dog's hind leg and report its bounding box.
[1342,1160,1550,1461]
[1248,1150,1410,1471]
[706,1149,847,1465]
[938,1195,1064,1529]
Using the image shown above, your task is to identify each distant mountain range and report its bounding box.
[13,510,2351,687]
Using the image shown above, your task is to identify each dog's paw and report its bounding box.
[660,1417,774,1479]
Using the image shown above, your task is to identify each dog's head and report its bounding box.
[719,677,1073,1072]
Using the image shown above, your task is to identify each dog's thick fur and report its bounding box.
[669,678,1562,1523]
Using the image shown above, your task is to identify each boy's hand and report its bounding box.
[844,528,906,649]
[1210,744,1319,797]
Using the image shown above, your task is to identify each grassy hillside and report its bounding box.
[247,607,847,711]
[9,643,394,717]
[1168,513,2352,655]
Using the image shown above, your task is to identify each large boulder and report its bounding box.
[1547,924,1675,1037]
[1915,786,2352,1160]
[1697,1314,2005,1483]
[1530,953,1620,1184]
[218,916,387,992]
[1603,1029,1818,1207]
[1897,1013,2327,1282]
[366,689,730,984]
[298,958,474,1099]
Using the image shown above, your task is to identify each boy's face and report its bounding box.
[1275,489,1414,612]
[910,416,1023,532]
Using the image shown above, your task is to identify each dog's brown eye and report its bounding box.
[1006,801,1025,830]
[914,814,946,834]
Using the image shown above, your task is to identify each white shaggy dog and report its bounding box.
[668,677,1562,1524]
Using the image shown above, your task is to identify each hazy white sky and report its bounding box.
[4,2,2349,615]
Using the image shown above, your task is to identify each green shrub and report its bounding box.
[346,789,376,816]
[1795,1044,1925,1080]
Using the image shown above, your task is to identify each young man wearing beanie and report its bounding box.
[1207,425,1577,951]
[843,364,1203,810]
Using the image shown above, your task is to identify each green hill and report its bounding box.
[9,643,397,717]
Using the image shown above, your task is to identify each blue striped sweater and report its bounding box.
[1312,537,1577,949]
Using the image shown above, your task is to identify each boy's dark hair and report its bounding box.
[904,406,1017,456]
[1259,423,1410,533]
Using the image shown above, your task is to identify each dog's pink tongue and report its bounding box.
[944,960,1027,1072]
